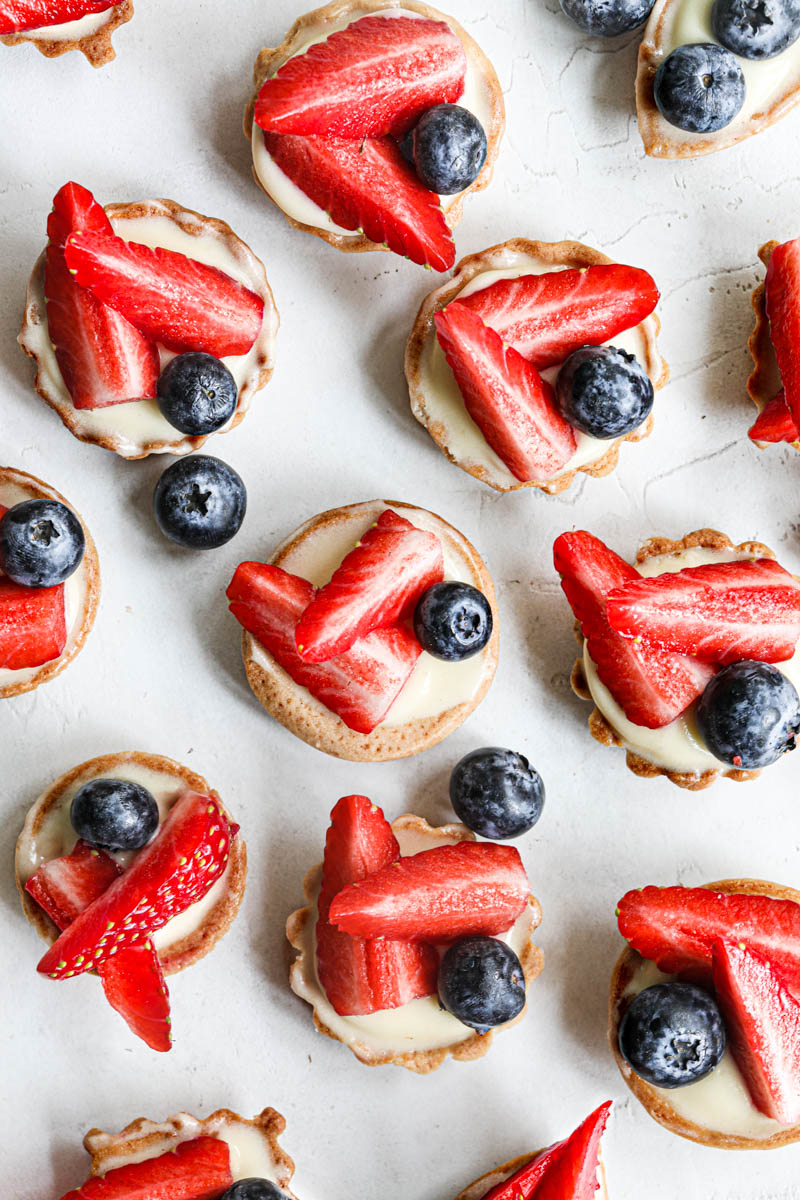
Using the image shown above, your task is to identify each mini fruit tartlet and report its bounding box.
[0,0,133,65]
[555,528,800,789]
[54,1107,296,1199]
[19,182,279,459]
[16,751,246,1051]
[453,1102,611,1200]
[610,880,800,1149]
[0,465,100,699]
[244,0,504,271]
[406,239,666,493]
[226,499,499,761]
[747,235,800,448]
[287,795,543,1071]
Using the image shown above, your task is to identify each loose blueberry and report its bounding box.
[438,936,526,1033]
[555,345,654,439]
[0,499,85,588]
[400,104,487,195]
[156,352,238,436]
[712,0,800,59]
[221,1182,288,1200]
[653,43,746,133]
[619,982,726,1088]
[413,581,493,661]
[70,778,160,851]
[450,748,544,840]
[152,455,246,550]
[560,0,655,36]
[696,660,800,769]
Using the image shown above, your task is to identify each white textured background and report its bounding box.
[3,2,800,1198]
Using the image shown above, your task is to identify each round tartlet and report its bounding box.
[1,1,133,66]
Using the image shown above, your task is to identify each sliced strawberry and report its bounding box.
[63,230,264,358]
[606,558,800,665]
[617,886,800,993]
[329,841,530,942]
[434,302,577,482]
[294,509,443,663]
[460,264,659,370]
[262,131,455,272]
[0,0,118,35]
[0,577,66,670]
[25,839,121,929]
[765,238,800,428]
[316,796,438,1016]
[481,1102,611,1200]
[713,938,800,1125]
[44,182,160,411]
[553,531,715,729]
[38,792,236,979]
[254,14,466,139]
[749,391,800,445]
[227,561,421,734]
[57,1135,232,1200]
[100,942,171,1053]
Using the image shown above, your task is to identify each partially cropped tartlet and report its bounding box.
[16,751,246,1051]
[747,236,800,449]
[0,0,133,65]
[555,528,800,789]
[287,796,543,1071]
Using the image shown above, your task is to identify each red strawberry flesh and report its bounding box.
[765,237,800,429]
[100,942,172,1053]
[531,1101,611,1200]
[57,1135,232,1200]
[25,839,121,929]
[0,577,67,670]
[749,390,800,445]
[0,0,118,35]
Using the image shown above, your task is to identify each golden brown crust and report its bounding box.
[0,465,101,699]
[243,0,505,258]
[18,197,279,460]
[746,240,800,449]
[609,878,800,1150]
[405,238,668,494]
[287,813,544,1072]
[15,751,247,976]
[1,0,132,66]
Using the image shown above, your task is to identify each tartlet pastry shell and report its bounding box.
[243,0,505,258]
[0,465,100,699]
[18,197,279,459]
[454,1149,608,1200]
[405,238,668,494]
[15,750,247,976]
[609,877,800,1150]
[239,499,499,761]
[1,1,132,66]
[746,240,800,447]
[286,813,544,1072]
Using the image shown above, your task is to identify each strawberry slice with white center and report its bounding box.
[262,131,455,272]
[553,531,715,729]
[459,264,659,370]
[294,509,444,663]
[227,561,421,734]
[63,230,264,359]
[37,791,236,980]
[316,795,438,1016]
[44,182,160,411]
[434,301,577,482]
[25,839,122,928]
[0,577,67,670]
[606,558,800,665]
[713,937,800,1125]
[482,1101,611,1200]
[329,841,530,942]
[749,390,800,445]
[254,14,466,139]
[0,0,119,35]
[58,1135,232,1200]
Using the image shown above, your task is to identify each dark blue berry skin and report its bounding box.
[696,660,800,769]
[0,499,84,588]
[619,982,726,1088]
[560,0,655,36]
[712,0,800,59]
[70,779,160,851]
[438,937,526,1033]
[654,43,746,132]
[450,748,544,840]
[555,345,654,439]
[413,582,493,661]
[157,353,238,436]
[221,1182,288,1200]
[153,455,246,550]
[400,105,487,195]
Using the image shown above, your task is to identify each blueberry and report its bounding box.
[413,581,493,661]
[450,748,544,840]
[696,660,800,769]
[70,779,160,851]
[560,0,655,36]
[153,455,246,549]
[438,937,526,1033]
[653,43,745,133]
[400,104,487,195]
[619,982,726,1088]
[712,0,800,59]
[157,353,238,436]
[221,1182,288,1200]
[555,345,654,439]
[0,499,84,588]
